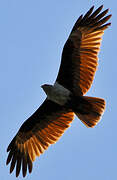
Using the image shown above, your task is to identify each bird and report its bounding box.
[6,5,111,177]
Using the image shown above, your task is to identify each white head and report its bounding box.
[41,82,70,105]
[41,84,53,96]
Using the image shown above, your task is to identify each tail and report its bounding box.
[74,96,105,128]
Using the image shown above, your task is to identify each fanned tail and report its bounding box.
[74,96,105,127]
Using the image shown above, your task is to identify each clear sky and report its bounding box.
[1,0,116,179]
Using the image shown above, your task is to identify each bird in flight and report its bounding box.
[6,5,111,177]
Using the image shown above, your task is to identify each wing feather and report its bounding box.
[56,5,111,95]
[16,150,22,177]
[6,100,74,177]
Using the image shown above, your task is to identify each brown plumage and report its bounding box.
[6,5,111,177]
[7,100,74,177]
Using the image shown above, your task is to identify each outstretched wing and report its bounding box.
[56,5,111,96]
[6,100,74,177]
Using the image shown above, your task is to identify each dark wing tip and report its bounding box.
[72,5,111,31]
[6,151,12,165]
[7,136,16,152]
[6,139,33,177]
[91,5,95,9]
[108,22,111,26]
[22,153,33,177]
[109,14,112,18]
[106,14,112,22]
[85,5,94,16]
[7,144,12,152]
[81,5,111,30]
[28,161,33,173]
[71,14,83,32]
[98,5,104,11]
[104,8,109,13]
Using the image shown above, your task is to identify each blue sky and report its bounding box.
[1,0,116,179]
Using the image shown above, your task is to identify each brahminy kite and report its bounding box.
[6,5,111,177]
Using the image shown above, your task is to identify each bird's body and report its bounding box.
[6,5,111,177]
[42,83,100,117]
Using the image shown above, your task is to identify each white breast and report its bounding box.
[47,82,71,105]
